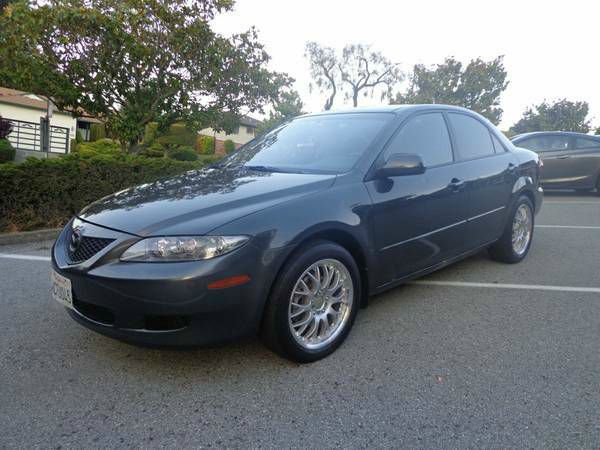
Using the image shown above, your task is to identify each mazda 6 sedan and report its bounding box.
[52,105,543,362]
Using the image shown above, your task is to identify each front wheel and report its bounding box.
[261,241,361,363]
[488,196,535,263]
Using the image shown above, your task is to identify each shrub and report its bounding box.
[223,139,236,154]
[143,122,159,145]
[197,135,215,154]
[89,123,106,142]
[166,145,198,161]
[0,139,16,163]
[156,123,196,147]
[0,152,205,232]
[139,142,165,158]
[0,115,13,139]
[74,138,121,157]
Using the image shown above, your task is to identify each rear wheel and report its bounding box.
[488,196,534,263]
[261,241,361,363]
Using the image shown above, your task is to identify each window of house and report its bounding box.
[447,113,495,160]
[384,113,453,167]
[76,121,91,141]
[246,126,254,135]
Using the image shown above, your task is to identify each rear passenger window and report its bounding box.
[518,136,569,152]
[448,113,495,160]
[573,137,600,149]
[491,133,506,153]
[385,113,453,167]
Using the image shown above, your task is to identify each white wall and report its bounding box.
[0,103,76,153]
[199,125,256,145]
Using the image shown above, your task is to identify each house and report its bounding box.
[0,87,100,161]
[199,115,261,154]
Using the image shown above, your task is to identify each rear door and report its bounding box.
[568,137,600,189]
[365,112,469,282]
[446,113,517,249]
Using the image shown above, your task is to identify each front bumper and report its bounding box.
[52,219,282,347]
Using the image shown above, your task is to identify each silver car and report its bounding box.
[512,131,600,194]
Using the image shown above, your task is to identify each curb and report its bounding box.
[0,228,61,246]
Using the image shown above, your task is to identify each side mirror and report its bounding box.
[375,153,425,178]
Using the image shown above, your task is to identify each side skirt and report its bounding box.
[369,240,497,297]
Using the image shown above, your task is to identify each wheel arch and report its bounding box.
[260,226,371,337]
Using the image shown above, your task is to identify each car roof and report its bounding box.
[512,131,600,141]
[299,104,479,118]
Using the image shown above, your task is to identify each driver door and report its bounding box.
[365,112,469,283]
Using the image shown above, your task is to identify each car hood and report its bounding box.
[79,166,336,236]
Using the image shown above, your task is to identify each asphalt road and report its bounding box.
[1,193,599,448]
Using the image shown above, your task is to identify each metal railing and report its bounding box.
[5,118,70,154]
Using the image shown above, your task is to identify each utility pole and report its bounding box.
[40,100,53,157]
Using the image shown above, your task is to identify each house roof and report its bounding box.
[0,87,51,111]
[0,87,101,122]
[239,115,262,128]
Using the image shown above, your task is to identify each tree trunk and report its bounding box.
[352,90,359,107]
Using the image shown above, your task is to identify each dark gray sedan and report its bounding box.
[512,131,600,194]
[52,105,543,362]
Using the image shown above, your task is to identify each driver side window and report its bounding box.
[384,113,453,167]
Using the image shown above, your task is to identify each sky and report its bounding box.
[212,0,600,130]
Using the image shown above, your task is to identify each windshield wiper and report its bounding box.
[244,165,300,174]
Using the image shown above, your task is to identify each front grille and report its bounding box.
[66,228,114,264]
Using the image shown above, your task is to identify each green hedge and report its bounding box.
[156,123,197,148]
[223,139,236,154]
[0,139,16,163]
[0,152,205,232]
[197,135,215,154]
[166,146,198,161]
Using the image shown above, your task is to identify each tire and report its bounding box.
[488,195,535,264]
[261,240,361,363]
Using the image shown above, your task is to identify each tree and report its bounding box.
[393,56,508,125]
[338,44,402,107]
[510,99,592,134]
[305,42,339,111]
[0,115,13,139]
[0,0,15,13]
[256,89,304,135]
[0,0,291,150]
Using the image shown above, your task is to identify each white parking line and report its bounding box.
[545,201,600,205]
[1,252,598,294]
[410,280,600,294]
[536,225,600,230]
[0,253,51,262]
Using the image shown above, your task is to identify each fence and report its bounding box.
[6,118,70,154]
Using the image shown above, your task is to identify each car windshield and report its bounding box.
[220,113,393,174]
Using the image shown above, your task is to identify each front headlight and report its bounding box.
[120,236,249,262]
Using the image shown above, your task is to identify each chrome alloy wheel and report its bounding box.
[288,258,354,350]
[512,203,533,256]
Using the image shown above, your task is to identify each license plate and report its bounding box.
[51,269,73,310]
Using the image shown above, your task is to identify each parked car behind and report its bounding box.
[511,131,600,194]
[52,105,543,362]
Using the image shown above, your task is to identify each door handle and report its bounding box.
[449,177,465,192]
[557,155,570,159]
